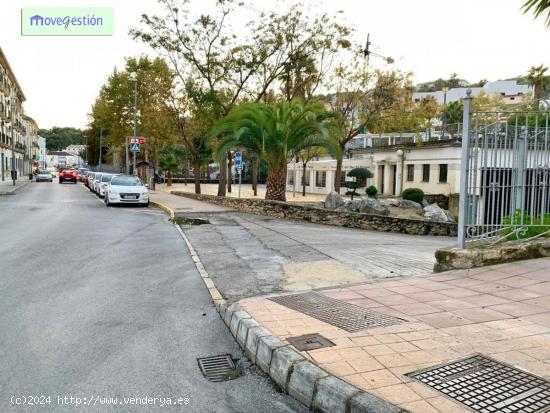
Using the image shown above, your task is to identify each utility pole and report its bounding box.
[131,73,138,175]
[10,96,17,185]
[98,128,103,172]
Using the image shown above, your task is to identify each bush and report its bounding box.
[402,188,425,204]
[365,185,378,198]
[501,209,550,240]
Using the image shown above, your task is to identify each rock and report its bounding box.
[424,203,453,222]
[443,209,456,223]
[337,200,362,212]
[380,198,400,207]
[422,200,429,208]
[359,198,390,215]
[324,191,345,209]
[400,199,423,210]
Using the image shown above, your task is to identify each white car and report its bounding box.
[97,173,116,198]
[105,175,149,206]
[36,170,53,182]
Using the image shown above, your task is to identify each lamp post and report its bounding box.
[396,148,404,195]
[130,72,138,175]
[441,87,449,139]
[98,128,103,172]
[10,96,18,185]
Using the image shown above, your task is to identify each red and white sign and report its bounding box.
[128,137,146,144]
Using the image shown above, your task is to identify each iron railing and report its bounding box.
[458,90,550,247]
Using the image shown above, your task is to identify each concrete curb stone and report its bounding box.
[230,310,252,337]
[349,391,405,413]
[313,376,362,413]
[255,335,287,373]
[243,326,272,363]
[269,346,305,390]
[287,361,329,408]
[236,318,260,348]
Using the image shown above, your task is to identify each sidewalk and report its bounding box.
[240,258,550,413]
[0,178,32,195]
[149,189,233,214]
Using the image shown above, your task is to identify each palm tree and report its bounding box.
[527,65,549,100]
[210,101,339,201]
[159,155,179,187]
[523,0,550,26]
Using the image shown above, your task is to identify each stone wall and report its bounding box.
[434,238,550,271]
[172,191,457,237]
[424,194,449,210]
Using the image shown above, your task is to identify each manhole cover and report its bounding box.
[287,333,335,351]
[197,354,236,382]
[268,292,404,333]
[406,354,550,413]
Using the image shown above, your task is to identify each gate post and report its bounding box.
[457,90,473,249]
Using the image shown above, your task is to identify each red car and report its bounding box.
[59,169,77,184]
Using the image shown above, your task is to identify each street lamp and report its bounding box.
[98,128,103,172]
[396,148,405,195]
[129,72,138,175]
[10,95,18,186]
[441,87,449,139]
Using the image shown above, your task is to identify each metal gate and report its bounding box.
[458,91,550,248]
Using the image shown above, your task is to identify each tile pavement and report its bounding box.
[240,258,550,413]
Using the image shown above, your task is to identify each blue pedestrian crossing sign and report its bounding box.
[234,151,242,171]
[130,140,140,152]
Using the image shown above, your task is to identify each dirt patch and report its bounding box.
[282,259,370,291]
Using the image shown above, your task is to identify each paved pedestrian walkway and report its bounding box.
[0,178,32,195]
[240,258,550,413]
[150,189,233,214]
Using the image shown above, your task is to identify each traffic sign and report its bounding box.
[234,151,242,171]
[128,137,146,144]
[130,142,140,152]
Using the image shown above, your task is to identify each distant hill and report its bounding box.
[39,127,86,151]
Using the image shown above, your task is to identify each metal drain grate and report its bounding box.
[197,354,236,382]
[268,292,404,333]
[406,353,550,413]
[287,333,335,351]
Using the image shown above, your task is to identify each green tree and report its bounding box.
[526,64,549,100]
[210,100,338,201]
[159,155,179,186]
[131,0,350,196]
[39,127,85,151]
[523,0,550,26]
[442,101,463,134]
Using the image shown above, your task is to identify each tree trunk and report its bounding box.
[217,155,226,196]
[265,170,286,201]
[302,163,307,196]
[252,155,258,196]
[167,171,172,187]
[334,156,343,193]
[194,157,201,194]
[227,151,232,193]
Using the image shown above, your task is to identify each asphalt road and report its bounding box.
[0,182,306,413]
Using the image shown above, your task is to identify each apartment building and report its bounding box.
[0,47,37,181]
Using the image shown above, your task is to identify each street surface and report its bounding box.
[0,182,306,412]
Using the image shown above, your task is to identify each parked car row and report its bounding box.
[82,170,149,206]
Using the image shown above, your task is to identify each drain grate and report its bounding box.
[406,354,550,413]
[268,292,404,333]
[287,333,335,351]
[197,354,236,382]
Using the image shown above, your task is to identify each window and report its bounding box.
[439,164,448,183]
[422,164,430,182]
[406,164,414,182]
[301,171,310,186]
[287,170,294,185]
[315,171,326,188]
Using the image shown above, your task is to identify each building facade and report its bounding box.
[0,47,37,181]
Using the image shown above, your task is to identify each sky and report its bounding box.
[2,0,549,129]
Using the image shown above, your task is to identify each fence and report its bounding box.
[458,90,550,248]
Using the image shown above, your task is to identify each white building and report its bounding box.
[47,151,83,168]
[412,80,532,105]
[37,136,46,169]
[64,144,86,155]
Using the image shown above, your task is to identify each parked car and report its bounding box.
[105,175,149,207]
[36,170,53,182]
[59,169,77,184]
[97,173,116,197]
[76,167,89,181]
[92,173,106,194]
[88,172,100,192]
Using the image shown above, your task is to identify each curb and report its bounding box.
[0,180,31,196]
[149,199,176,219]
[155,199,407,413]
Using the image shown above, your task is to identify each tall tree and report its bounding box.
[210,101,338,201]
[527,64,549,100]
[131,0,350,195]
[38,127,85,151]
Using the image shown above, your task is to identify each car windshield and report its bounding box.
[39,170,49,174]
[111,177,143,186]
[101,174,113,182]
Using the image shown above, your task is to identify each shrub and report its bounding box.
[501,209,550,240]
[402,188,425,204]
[365,185,378,198]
